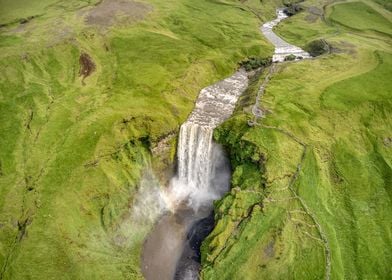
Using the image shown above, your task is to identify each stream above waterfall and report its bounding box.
[261,9,310,62]
[141,8,310,280]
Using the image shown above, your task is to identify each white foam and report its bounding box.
[171,69,248,211]
[261,9,311,62]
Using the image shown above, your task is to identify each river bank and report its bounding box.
[200,1,392,279]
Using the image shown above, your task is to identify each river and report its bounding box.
[141,8,310,280]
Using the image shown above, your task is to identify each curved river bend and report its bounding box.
[142,8,310,280]
[262,9,310,62]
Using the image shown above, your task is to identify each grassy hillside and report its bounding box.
[0,0,279,279]
[1,0,391,279]
[329,1,392,35]
[201,0,392,279]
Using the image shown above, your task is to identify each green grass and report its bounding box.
[321,51,392,109]
[201,0,392,279]
[2,0,391,279]
[0,0,278,279]
[329,1,392,36]
[0,0,99,24]
[374,0,392,11]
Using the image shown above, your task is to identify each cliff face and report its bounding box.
[200,1,392,279]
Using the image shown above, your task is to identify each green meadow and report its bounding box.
[0,0,391,279]
[0,0,277,278]
[202,0,391,279]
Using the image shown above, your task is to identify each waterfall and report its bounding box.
[178,124,213,190]
[142,69,249,280]
[143,9,314,280]
[168,69,249,210]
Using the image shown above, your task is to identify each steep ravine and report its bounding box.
[142,71,249,280]
[142,8,314,280]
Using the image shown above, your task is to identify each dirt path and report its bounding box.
[248,9,332,280]
[248,63,277,126]
[260,125,331,280]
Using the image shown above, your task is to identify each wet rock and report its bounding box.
[284,54,296,61]
[174,214,215,280]
[239,57,272,72]
[151,132,176,157]
[283,4,304,16]
[383,137,392,147]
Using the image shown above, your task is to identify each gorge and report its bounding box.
[142,8,311,280]
[142,70,248,280]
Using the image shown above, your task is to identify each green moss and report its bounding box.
[329,1,392,36]
[0,0,276,278]
[202,0,392,279]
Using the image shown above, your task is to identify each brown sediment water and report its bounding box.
[142,206,212,280]
[141,211,190,280]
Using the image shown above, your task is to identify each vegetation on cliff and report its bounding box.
[0,0,275,278]
[0,0,391,279]
[201,0,392,279]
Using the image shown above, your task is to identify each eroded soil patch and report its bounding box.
[79,52,96,83]
[330,40,357,55]
[305,6,323,23]
[83,0,152,28]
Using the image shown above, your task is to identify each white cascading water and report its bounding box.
[143,9,313,280]
[173,8,310,202]
[168,69,249,210]
[261,9,310,62]
[142,69,249,280]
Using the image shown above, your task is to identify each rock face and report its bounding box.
[185,69,249,128]
[261,9,311,62]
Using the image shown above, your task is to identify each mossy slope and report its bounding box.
[201,0,392,279]
[0,0,277,279]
